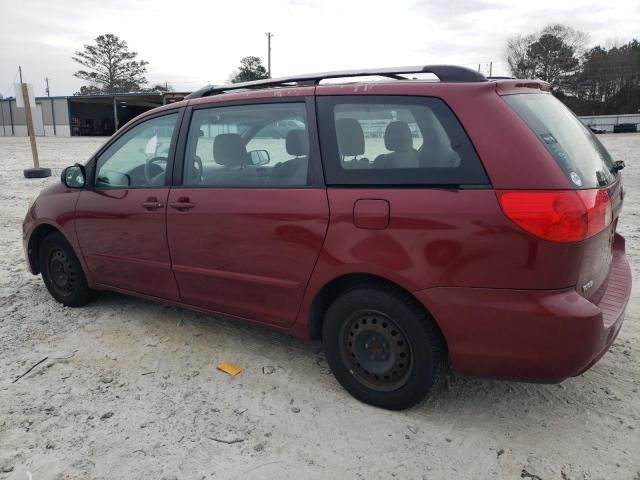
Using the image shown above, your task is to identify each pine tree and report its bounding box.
[73,34,149,94]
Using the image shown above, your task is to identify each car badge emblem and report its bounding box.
[570,172,582,187]
[582,280,594,293]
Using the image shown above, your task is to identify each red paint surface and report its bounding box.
[74,188,180,301]
[414,234,630,379]
[166,188,329,326]
[353,199,390,230]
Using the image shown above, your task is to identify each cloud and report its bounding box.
[0,0,637,96]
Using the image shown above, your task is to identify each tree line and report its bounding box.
[71,34,269,95]
[73,31,638,116]
[506,24,640,115]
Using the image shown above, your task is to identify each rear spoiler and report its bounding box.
[494,80,552,95]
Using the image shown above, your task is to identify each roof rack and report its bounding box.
[185,65,486,99]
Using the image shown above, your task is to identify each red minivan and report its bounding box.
[23,66,631,410]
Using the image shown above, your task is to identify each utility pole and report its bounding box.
[19,66,37,162]
[45,77,51,97]
[265,32,273,77]
[489,61,493,77]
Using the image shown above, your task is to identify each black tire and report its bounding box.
[24,167,52,179]
[39,233,96,307]
[322,288,445,410]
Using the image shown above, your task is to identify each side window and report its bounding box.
[317,96,488,186]
[95,113,178,188]
[183,103,310,187]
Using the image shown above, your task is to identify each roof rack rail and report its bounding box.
[185,65,486,99]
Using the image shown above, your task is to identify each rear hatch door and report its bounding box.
[503,93,623,301]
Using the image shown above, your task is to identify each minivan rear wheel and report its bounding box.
[39,233,96,307]
[322,288,444,410]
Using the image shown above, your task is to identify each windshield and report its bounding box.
[504,94,616,189]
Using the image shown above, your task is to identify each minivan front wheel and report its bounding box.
[322,288,444,410]
[39,233,96,307]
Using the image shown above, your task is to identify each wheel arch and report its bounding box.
[26,223,76,275]
[308,272,448,350]
[27,224,61,274]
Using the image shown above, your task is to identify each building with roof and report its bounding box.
[0,92,187,137]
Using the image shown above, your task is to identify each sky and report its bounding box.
[0,0,638,98]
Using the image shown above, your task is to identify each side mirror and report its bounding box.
[249,149,270,166]
[61,164,86,188]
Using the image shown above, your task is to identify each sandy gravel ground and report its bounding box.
[0,135,639,480]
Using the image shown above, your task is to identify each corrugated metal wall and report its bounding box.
[0,97,70,137]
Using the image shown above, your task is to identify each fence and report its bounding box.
[578,113,640,133]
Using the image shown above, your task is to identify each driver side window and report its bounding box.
[95,113,178,188]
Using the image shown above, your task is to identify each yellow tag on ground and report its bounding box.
[217,361,242,376]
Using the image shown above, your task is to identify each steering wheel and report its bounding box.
[188,155,204,184]
[144,156,168,186]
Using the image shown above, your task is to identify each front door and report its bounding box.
[166,101,329,327]
[75,111,181,300]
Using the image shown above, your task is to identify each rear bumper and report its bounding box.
[414,234,631,380]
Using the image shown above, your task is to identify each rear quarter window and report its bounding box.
[317,96,488,187]
[503,94,617,189]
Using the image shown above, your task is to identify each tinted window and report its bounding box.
[95,113,178,188]
[184,103,311,187]
[317,96,488,186]
[504,94,616,188]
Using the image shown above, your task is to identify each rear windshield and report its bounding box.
[504,94,616,189]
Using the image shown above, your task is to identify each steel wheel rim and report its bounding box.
[48,249,75,297]
[339,309,413,392]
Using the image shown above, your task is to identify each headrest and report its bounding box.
[336,118,365,157]
[384,121,413,152]
[286,129,309,156]
[213,133,247,167]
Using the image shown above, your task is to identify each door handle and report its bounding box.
[141,200,164,210]
[168,200,196,211]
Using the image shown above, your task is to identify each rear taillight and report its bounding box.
[497,189,612,242]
